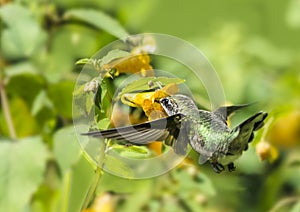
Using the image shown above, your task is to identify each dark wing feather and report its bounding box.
[213,103,254,124]
[236,111,268,141]
[82,114,185,146]
[172,127,189,155]
[229,111,268,154]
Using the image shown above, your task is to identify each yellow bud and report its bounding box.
[267,110,300,148]
[256,140,279,162]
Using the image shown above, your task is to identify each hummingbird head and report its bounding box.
[160,94,197,117]
[160,96,179,116]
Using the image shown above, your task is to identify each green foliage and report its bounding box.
[0,4,47,59]
[53,126,81,174]
[48,81,75,119]
[0,137,49,211]
[286,0,300,28]
[109,144,151,159]
[0,1,129,211]
[0,1,299,212]
[76,49,131,69]
[118,76,185,98]
[65,9,129,39]
[64,156,95,212]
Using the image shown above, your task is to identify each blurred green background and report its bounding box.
[1,0,300,211]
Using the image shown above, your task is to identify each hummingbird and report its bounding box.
[83,94,268,173]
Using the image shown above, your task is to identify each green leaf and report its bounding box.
[195,172,216,196]
[118,76,185,98]
[73,77,105,117]
[75,58,91,65]
[116,178,153,212]
[6,73,45,105]
[97,118,110,130]
[53,126,81,174]
[30,183,61,212]
[85,92,95,115]
[64,9,129,39]
[173,170,215,197]
[0,3,47,59]
[100,49,131,66]
[109,144,151,159]
[48,81,75,119]
[72,84,93,117]
[104,155,134,178]
[0,97,40,137]
[4,61,38,78]
[44,24,100,83]
[57,155,95,212]
[286,0,300,28]
[76,49,131,68]
[31,90,54,116]
[0,136,49,211]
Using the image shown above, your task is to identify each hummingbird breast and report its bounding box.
[188,110,232,162]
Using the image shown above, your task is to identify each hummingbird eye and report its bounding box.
[160,98,169,105]
[160,97,178,115]
[161,98,170,106]
[161,98,174,109]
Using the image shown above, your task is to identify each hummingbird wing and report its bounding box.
[229,111,268,154]
[213,103,254,124]
[165,126,189,155]
[82,114,189,155]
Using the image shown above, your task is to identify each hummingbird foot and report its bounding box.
[227,163,236,172]
[210,162,225,173]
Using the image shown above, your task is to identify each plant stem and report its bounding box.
[0,67,17,140]
[80,141,107,210]
[81,167,103,210]
[61,171,71,212]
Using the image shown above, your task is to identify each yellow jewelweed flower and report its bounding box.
[122,83,179,120]
[103,53,154,77]
[124,84,179,155]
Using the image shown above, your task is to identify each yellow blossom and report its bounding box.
[256,140,279,162]
[119,83,179,155]
[115,80,181,155]
[121,83,179,120]
[103,53,154,77]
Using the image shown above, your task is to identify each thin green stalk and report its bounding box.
[0,67,17,140]
[60,171,72,212]
[80,167,103,210]
[80,141,107,211]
